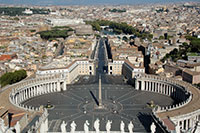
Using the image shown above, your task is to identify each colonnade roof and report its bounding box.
[155,80,200,118]
[0,82,41,127]
[137,74,200,118]
[0,85,23,111]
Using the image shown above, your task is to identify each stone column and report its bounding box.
[185,119,188,130]
[163,84,166,94]
[169,86,172,96]
[28,88,31,98]
[21,91,24,101]
[46,83,49,93]
[156,83,161,93]
[50,83,53,92]
[149,82,151,91]
[26,89,28,99]
[24,90,26,100]
[166,86,169,96]
[141,81,145,91]
[40,85,42,94]
[188,119,190,129]
[43,84,46,94]
[31,87,33,97]
[37,86,40,95]
[38,85,41,95]
[53,82,56,92]
[159,84,161,93]
[63,81,66,91]
[46,84,48,93]
[34,86,37,96]
[42,84,45,94]
[190,118,194,128]
[158,83,161,93]
[30,88,32,98]
[155,83,158,92]
[135,80,139,90]
[161,84,164,94]
[40,85,43,94]
[152,82,154,92]
[57,81,61,92]
[33,87,35,97]
[171,87,174,97]
[47,83,50,92]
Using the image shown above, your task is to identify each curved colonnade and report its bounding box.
[8,73,200,132]
[9,74,66,112]
[135,74,200,132]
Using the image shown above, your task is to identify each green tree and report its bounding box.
[159,36,165,40]
[0,69,27,87]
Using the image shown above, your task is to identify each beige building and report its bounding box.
[108,60,145,79]
[36,59,95,84]
[108,60,124,75]
[122,60,145,79]
[182,69,200,84]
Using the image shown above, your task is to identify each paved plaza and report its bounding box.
[23,75,174,132]
[22,39,174,132]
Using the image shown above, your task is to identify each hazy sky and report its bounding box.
[0,0,199,5]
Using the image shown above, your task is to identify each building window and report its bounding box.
[89,66,92,70]
[110,66,112,70]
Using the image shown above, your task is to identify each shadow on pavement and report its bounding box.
[89,90,99,106]
[137,112,152,132]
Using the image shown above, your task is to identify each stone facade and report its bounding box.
[36,59,95,84]
[182,69,200,84]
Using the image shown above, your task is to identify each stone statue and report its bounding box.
[14,121,21,133]
[195,122,200,133]
[61,121,67,133]
[27,129,32,133]
[70,121,76,133]
[150,122,156,133]
[106,120,112,132]
[5,128,13,133]
[94,118,100,132]
[40,121,45,133]
[84,120,90,133]
[0,118,6,133]
[175,123,180,133]
[120,121,125,133]
[128,121,134,133]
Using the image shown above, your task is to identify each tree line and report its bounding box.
[0,7,49,16]
[161,36,200,62]
[109,8,126,13]
[37,27,73,40]
[85,20,153,40]
[0,69,27,87]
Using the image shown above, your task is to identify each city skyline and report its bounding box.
[0,0,199,5]
[0,1,199,133]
